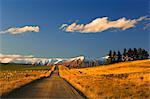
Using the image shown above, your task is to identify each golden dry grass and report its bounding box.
[59,60,150,99]
[0,66,55,96]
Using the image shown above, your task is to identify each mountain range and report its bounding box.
[0,54,104,67]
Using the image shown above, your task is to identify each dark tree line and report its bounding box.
[106,48,149,64]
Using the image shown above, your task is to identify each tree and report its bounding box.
[104,48,149,65]
[123,48,127,56]
[108,50,113,63]
[117,51,122,62]
[142,49,149,59]
[128,48,133,58]
[144,50,149,59]
[104,50,113,64]
[112,51,117,63]
[122,48,128,61]
[138,48,143,59]
[133,48,138,60]
[127,48,134,61]
[108,50,113,58]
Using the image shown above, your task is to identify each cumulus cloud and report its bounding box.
[0,53,68,65]
[60,16,148,33]
[0,53,34,63]
[0,26,40,35]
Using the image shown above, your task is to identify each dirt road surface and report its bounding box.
[1,67,84,99]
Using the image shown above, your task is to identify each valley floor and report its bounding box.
[0,64,55,96]
[1,66,84,99]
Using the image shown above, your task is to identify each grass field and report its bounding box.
[0,63,55,96]
[59,60,150,99]
[0,63,50,71]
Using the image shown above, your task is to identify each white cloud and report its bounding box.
[59,24,68,30]
[0,26,40,35]
[143,23,150,30]
[0,53,67,64]
[60,16,148,33]
[0,53,34,63]
[0,53,86,65]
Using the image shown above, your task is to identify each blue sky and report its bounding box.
[0,0,149,58]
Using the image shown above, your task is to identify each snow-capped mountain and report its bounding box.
[62,56,102,68]
[0,53,85,65]
[0,53,102,67]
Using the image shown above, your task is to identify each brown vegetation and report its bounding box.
[0,66,55,96]
[59,60,150,98]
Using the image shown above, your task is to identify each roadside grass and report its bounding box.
[0,63,50,71]
[0,63,55,96]
[59,59,150,99]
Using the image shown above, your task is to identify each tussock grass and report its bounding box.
[0,64,55,96]
[59,60,150,99]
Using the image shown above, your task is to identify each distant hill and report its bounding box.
[0,55,103,67]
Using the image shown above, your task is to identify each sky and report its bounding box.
[0,0,149,58]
